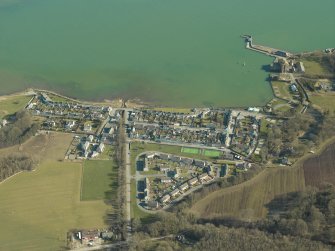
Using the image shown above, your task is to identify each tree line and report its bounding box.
[0,111,39,148]
[0,153,35,182]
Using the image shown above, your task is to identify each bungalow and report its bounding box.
[1,119,8,127]
[170,189,180,197]
[41,93,52,104]
[159,153,170,161]
[168,170,179,178]
[290,84,298,92]
[91,151,99,158]
[236,162,251,171]
[84,123,92,132]
[170,155,181,163]
[160,177,172,183]
[146,153,157,159]
[194,160,207,168]
[180,157,193,166]
[65,120,76,129]
[221,164,229,177]
[88,135,94,142]
[160,194,171,203]
[188,177,198,186]
[198,173,210,182]
[82,141,90,151]
[159,167,170,172]
[147,200,159,209]
[98,143,105,153]
[81,229,100,242]
[297,62,305,73]
[179,183,189,192]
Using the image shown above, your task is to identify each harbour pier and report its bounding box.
[241,35,292,58]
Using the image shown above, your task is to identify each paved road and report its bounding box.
[71,241,128,251]
[123,114,132,231]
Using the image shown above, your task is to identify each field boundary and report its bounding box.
[80,163,84,201]
[0,171,23,185]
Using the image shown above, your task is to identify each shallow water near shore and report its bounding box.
[0,0,334,107]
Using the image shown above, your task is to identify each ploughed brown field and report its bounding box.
[190,142,335,220]
[303,143,335,187]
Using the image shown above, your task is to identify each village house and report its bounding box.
[221,164,229,177]
[160,177,172,183]
[65,120,75,129]
[159,167,170,172]
[160,194,171,204]
[98,143,105,153]
[170,188,180,197]
[236,162,251,171]
[84,122,92,132]
[41,93,52,104]
[88,135,94,142]
[80,229,100,243]
[188,177,198,186]
[198,173,211,183]
[179,183,189,192]
[168,170,179,178]
[84,150,89,158]
[180,157,193,166]
[81,141,90,151]
[147,200,159,209]
[146,153,157,159]
[159,153,170,161]
[296,62,305,73]
[170,155,181,163]
[91,151,99,158]
[194,160,207,168]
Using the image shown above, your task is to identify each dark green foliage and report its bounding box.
[0,153,34,182]
[0,111,39,148]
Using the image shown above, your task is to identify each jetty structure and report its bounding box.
[241,35,292,58]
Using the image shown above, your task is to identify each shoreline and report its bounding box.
[0,88,272,111]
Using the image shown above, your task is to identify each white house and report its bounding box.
[98,143,105,153]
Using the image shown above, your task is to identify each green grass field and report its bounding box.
[181,147,200,154]
[203,150,221,157]
[0,134,110,251]
[81,160,118,201]
[271,81,293,101]
[0,95,32,118]
[310,94,335,116]
[302,60,329,75]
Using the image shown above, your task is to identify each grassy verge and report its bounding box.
[81,160,118,201]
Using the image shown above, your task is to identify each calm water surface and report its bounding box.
[0,0,334,107]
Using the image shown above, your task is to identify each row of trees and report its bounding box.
[108,110,127,240]
[0,111,39,148]
[0,153,34,182]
